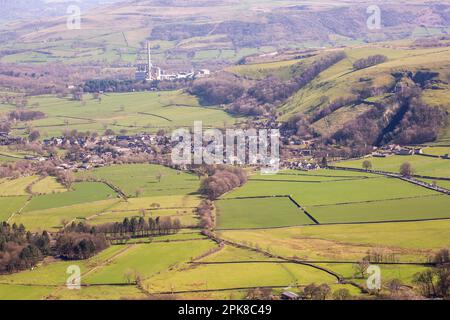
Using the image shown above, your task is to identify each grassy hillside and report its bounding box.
[278,44,450,141]
[1,0,449,68]
[3,90,239,138]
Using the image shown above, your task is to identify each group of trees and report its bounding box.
[54,231,108,260]
[310,96,357,123]
[0,63,131,95]
[353,55,388,70]
[188,75,245,106]
[0,222,50,274]
[83,78,190,94]
[228,52,347,116]
[301,283,333,300]
[199,165,248,200]
[413,249,449,299]
[8,109,45,121]
[0,220,113,274]
[189,52,346,117]
[197,200,214,229]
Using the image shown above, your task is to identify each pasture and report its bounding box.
[11,199,121,231]
[0,176,39,196]
[218,219,450,262]
[0,196,29,222]
[0,245,127,286]
[23,182,117,212]
[76,164,200,197]
[216,197,315,229]
[224,172,438,206]
[8,91,239,139]
[144,261,337,294]
[84,241,217,285]
[31,176,67,194]
[308,195,450,224]
[336,155,450,178]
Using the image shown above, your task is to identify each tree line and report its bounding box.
[64,216,182,241]
[353,55,388,70]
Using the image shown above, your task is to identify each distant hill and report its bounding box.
[0,0,449,68]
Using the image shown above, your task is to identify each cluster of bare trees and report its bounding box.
[8,110,45,121]
[0,63,131,95]
[188,74,245,106]
[189,52,346,117]
[301,283,332,300]
[228,52,347,116]
[197,200,214,229]
[310,96,357,123]
[199,165,248,200]
[353,55,388,70]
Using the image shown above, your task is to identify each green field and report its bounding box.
[216,197,315,229]
[219,219,450,262]
[84,241,217,284]
[422,147,450,157]
[0,245,126,286]
[224,172,438,206]
[31,177,67,195]
[6,91,239,139]
[308,195,450,224]
[336,155,450,178]
[0,196,29,222]
[76,164,200,197]
[23,182,117,212]
[144,253,337,294]
[0,176,39,196]
[11,199,120,231]
[316,263,429,286]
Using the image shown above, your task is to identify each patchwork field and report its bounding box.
[76,164,200,198]
[6,91,240,139]
[224,173,438,206]
[218,219,450,263]
[84,241,217,285]
[143,244,338,294]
